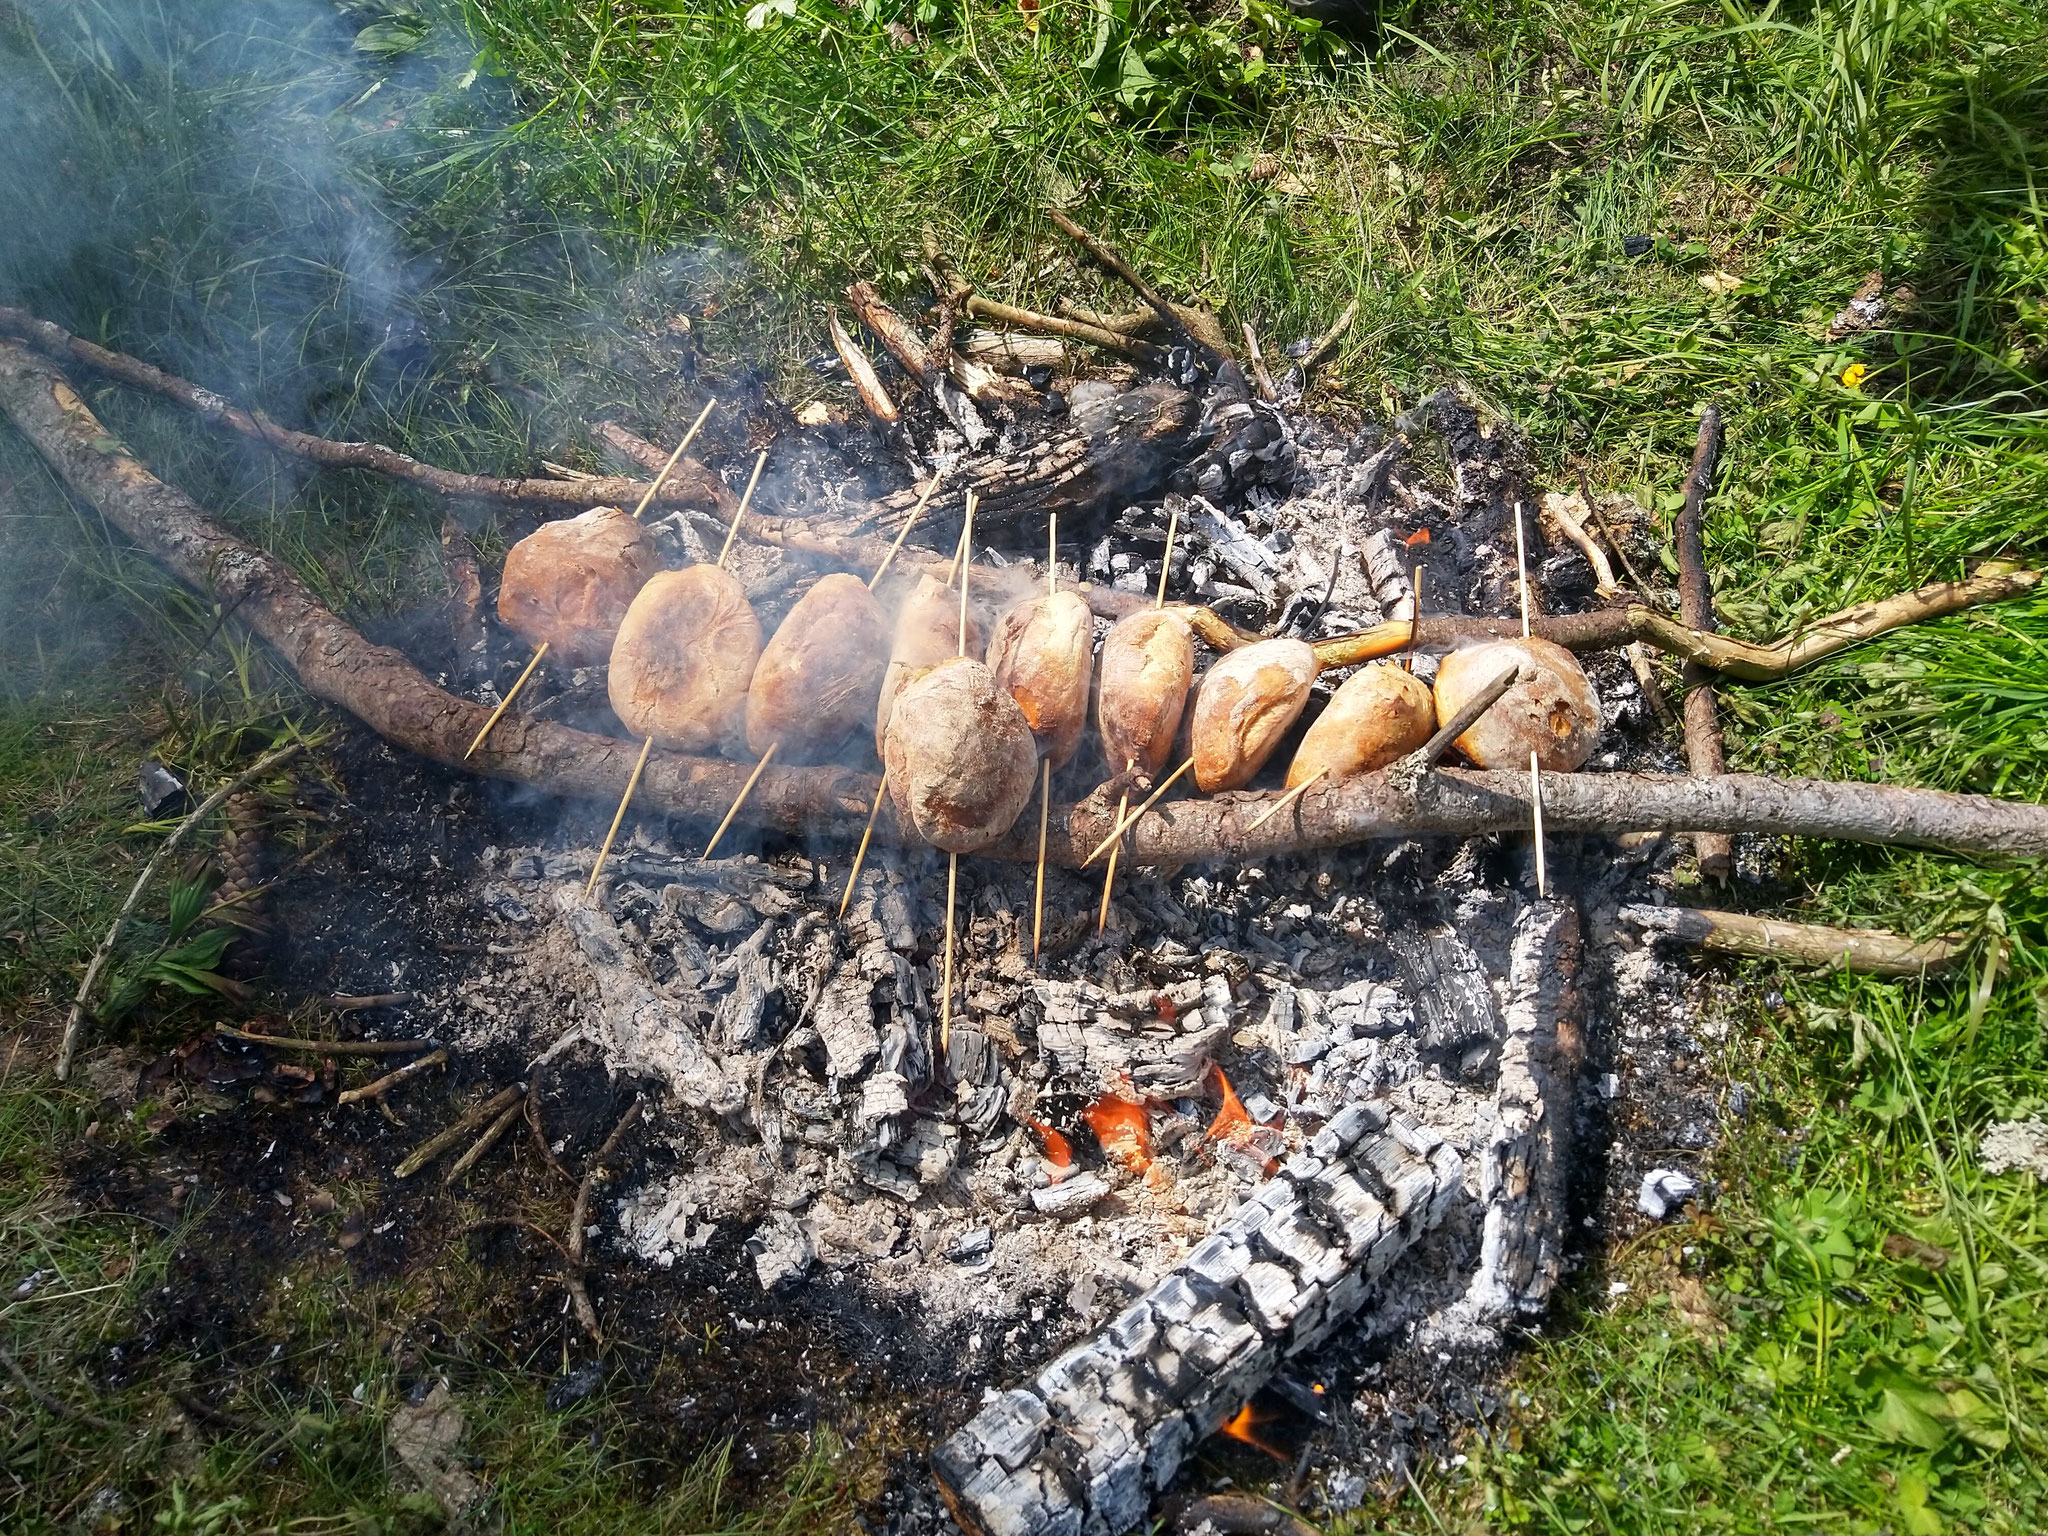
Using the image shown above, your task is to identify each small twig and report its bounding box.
[962,295,1165,364]
[1579,469,1660,605]
[0,1344,116,1432]
[443,1097,526,1186]
[1240,322,1279,402]
[562,1099,643,1345]
[324,992,415,1012]
[524,1089,576,1186]
[1677,406,1733,881]
[216,1025,434,1057]
[1622,905,1965,976]
[394,1084,525,1179]
[60,740,305,1080]
[336,1048,447,1105]
[1047,209,1213,364]
[1297,298,1359,378]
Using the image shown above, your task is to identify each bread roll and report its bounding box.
[607,566,761,753]
[1433,637,1600,771]
[1287,663,1434,787]
[883,658,1039,853]
[745,573,890,761]
[1191,638,1318,792]
[497,505,659,665]
[986,591,1093,769]
[1095,610,1194,778]
[875,574,984,758]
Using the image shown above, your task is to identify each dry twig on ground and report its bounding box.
[1676,407,1734,880]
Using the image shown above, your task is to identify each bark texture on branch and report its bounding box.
[1621,905,1965,975]
[0,306,730,514]
[8,338,2048,866]
[1677,407,1734,880]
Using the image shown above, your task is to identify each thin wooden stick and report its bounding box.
[1097,800,1126,934]
[216,1024,433,1056]
[941,851,959,1054]
[59,740,305,1080]
[838,771,890,918]
[464,641,549,760]
[1404,568,1422,671]
[1082,756,1196,866]
[1032,759,1051,956]
[701,741,776,860]
[395,1084,525,1180]
[1515,500,1532,640]
[1245,768,1328,832]
[1530,749,1548,896]
[628,398,717,521]
[957,492,977,653]
[443,1097,527,1186]
[336,1048,448,1105]
[718,451,767,568]
[585,734,654,895]
[869,474,941,589]
[1155,502,1179,610]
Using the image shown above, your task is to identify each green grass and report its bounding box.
[0,0,2045,1530]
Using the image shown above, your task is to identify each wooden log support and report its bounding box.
[932,1104,1463,1536]
[1463,900,1585,1319]
[1620,904,1965,976]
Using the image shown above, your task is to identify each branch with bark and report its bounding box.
[1676,406,1734,880]
[7,338,2048,879]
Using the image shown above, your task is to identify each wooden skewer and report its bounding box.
[1245,767,1328,833]
[869,474,941,589]
[464,640,549,760]
[940,493,978,1054]
[585,735,654,896]
[1530,748,1548,896]
[838,770,889,918]
[1155,502,1180,610]
[1097,792,1127,935]
[702,741,776,860]
[470,404,715,762]
[719,451,768,567]
[628,397,717,521]
[1514,499,1532,640]
[1032,512,1057,956]
[1082,756,1196,866]
[1404,567,1422,672]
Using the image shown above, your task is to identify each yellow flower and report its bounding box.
[1840,362,1870,389]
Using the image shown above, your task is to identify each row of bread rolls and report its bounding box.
[492,505,1602,855]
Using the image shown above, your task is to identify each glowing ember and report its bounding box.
[1026,1117,1074,1182]
[1082,1093,1152,1174]
[1218,1402,1290,1462]
[1204,1066,1278,1178]
[1403,527,1433,548]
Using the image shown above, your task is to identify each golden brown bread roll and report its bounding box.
[1095,609,1194,778]
[497,505,659,665]
[607,566,762,753]
[1191,638,1318,792]
[986,591,1094,770]
[875,574,985,758]
[882,658,1039,853]
[745,573,891,761]
[1433,637,1600,770]
[1286,663,1435,787]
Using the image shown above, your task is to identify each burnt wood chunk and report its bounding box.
[1388,929,1502,1057]
[933,1117,1463,1536]
[1464,899,1586,1318]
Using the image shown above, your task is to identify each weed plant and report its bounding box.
[0,0,2044,1530]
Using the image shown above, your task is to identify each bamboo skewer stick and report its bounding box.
[1032,513,1057,955]
[468,405,716,762]
[1245,767,1328,833]
[839,771,890,919]
[1082,756,1196,866]
[719,451,767,566]
[702,743,776,860]
[584,735,653,896]
[1515,501,1547,892]
[940,492,978,1053]
[1404,568,1423,671]
[1099,506,1184,930]
[838,485,944,917]
[465,641,550,760]
[1515,500,1533,641]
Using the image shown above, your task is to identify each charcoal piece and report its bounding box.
[1387,929,1501,1056]
[1031,1172,1111,1217]
[812,961,880,1080]
[712,921,778,1050]
[1465,899,1586,1318]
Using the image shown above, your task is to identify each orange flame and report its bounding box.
[1403,527,1432,549]
[1219,1402,1291,1462]
[1082,1093,1152,1174]
[1204,1066,1278,1178]
[1026,1118,1074,1183]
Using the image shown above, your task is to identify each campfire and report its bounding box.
[4,211,2043,1534]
